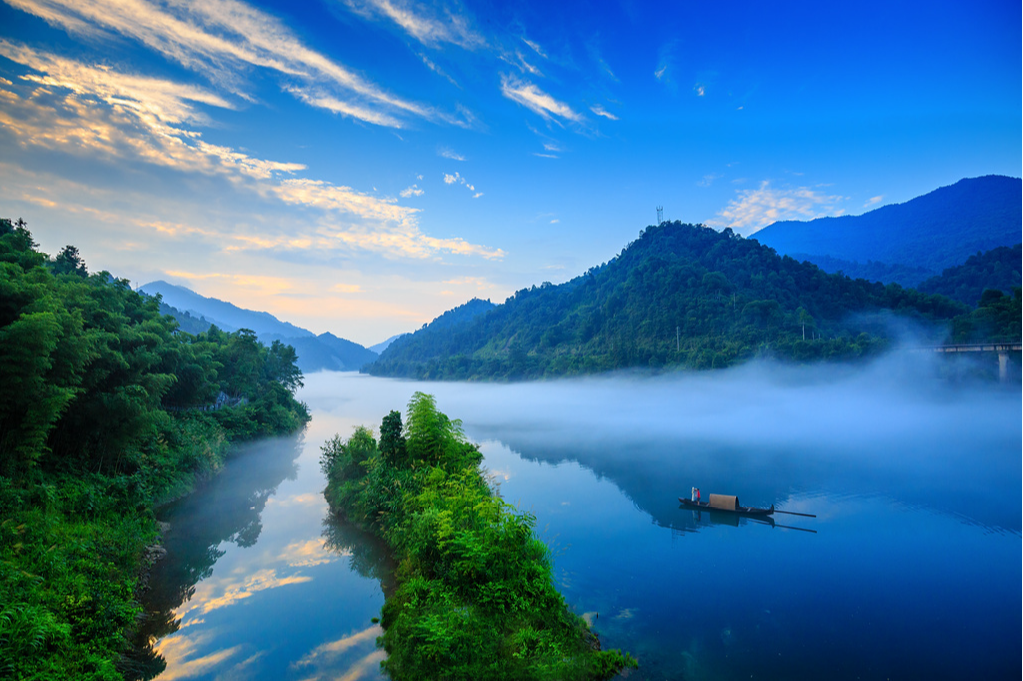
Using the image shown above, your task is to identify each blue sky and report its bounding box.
[1,0,1019,345]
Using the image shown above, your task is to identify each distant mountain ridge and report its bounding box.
[753,175,1022,278]
[369,334,406,355]
[141,281,377,373]
[141,281,313,338]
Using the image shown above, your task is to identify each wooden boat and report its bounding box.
[678,493,774,517]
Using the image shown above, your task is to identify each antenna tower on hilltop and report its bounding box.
[656,206,664,225]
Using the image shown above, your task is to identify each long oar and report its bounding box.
[773,509,816,518]
[773,522,817,534]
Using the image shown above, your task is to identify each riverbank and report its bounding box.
[321,392,637,680]
[0,408,309,680]
[1,220,310,679]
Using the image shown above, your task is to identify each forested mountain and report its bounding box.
[155,300,214,334]
[1,218,309,678]
[141,280,377,372]
[366,222,968,380]
[916,244,1022,306]
[753,175,1021,275]
[785,254,937,287]
[377,298,496,368]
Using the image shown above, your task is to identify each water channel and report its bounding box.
[139,357,1021,680]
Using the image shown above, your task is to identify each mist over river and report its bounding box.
[140,353,1021,680]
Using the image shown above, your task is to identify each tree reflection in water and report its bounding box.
[321,512,397,600]
[124,433,304,681]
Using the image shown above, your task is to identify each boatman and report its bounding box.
[691,487,697,502]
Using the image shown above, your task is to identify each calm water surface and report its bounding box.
[141,357,1021,680]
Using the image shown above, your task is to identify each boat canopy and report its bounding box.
[708,494,739,510]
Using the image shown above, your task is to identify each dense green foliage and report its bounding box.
[367,222,967,380]
[789,253,937,287]
[754,175,1022,272]
[917,244,1022,306]
[1,218,309,680]
[321,393,637,680]
[155,300,213,335]
[950,288,1022,344]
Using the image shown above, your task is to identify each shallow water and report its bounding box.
[141,356,1021,680]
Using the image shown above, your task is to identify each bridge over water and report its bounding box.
[912,342,1022,382]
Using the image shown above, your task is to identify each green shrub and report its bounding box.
[322,393,637,680]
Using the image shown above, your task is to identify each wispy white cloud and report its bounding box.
[6,0,444,128]
[709,181,846,236]
[0,42,303,180]
[654,39,678,86]
[417,51,459,87]
[500,74,581,123]
[0,45,501,261]
[532,152,558,159]
[500,50,543,77]
[697,173,722,187]
[694,83,706,97]
[590,104,618,120]
[340,0,484,49]
[399,184,424,198]
[521,37,547,59]
[587,41,618,82]
[442,171,482,198]
[438,147,465,161]
[864,195,884,208]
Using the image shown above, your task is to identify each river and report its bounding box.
[138,354,1021,680]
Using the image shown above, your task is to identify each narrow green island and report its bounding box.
[0,219,309,679]
[321,392,637,680]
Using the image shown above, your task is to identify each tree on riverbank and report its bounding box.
[0,218,309,680]
[321,392,636,680]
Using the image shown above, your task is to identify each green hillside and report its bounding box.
[916,244,1022,306]
[367,222,967,380]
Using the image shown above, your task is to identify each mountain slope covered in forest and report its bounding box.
[916,244,1022,306]
[366,222,967,380]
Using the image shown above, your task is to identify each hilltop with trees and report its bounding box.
[366,221,968,380]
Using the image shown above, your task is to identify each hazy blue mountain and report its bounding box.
[314,332,379,368]
[753,175,1021,273]
[141,280,313,338]
[369,334,404,354]
[141,280,376,373]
